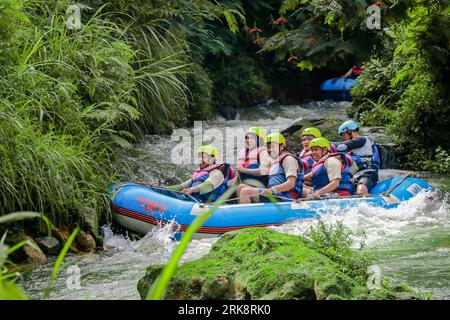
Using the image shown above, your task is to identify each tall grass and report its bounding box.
[0,113,111,225]
[0,0,192,228]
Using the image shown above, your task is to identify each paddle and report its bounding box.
[144,184,204,205]
[114,181,204,205]
[381,173,412,197]
[122,173,413,206]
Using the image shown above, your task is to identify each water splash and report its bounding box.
[271,189,448,245]
[20,221,218,300]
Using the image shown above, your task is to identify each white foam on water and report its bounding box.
[271,190,449,247]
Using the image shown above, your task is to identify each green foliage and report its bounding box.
[209,54,272,108]
[305,221,373,284]
[0,0,213,228]
[262,0,382,71]
[406,147,450,175]
[0,0,31,61]
[0,109,112,227]
[185,63,214,122]
[349,1,450,168]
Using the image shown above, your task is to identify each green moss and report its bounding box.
[138,228,418,300]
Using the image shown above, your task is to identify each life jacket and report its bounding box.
[351,65,365,78]
[238,147,268,186]
[299,149,315,174]
[347,151,366,172]
[300,144,336,174]
[189,163,233,202]
[268,152,306,200]
[372,142,382,170]
[373,1,386,7]
[311,153,353,196]
[350,137,381,171]
[330,143,337,153]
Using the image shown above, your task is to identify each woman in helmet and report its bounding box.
[299,127,322,174]
[236,127,271,197]
[239,133,305,203]
[336,120,380,196]
[305,137,353,199]
[168,145,234,203]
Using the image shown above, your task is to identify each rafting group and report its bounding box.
[166,120,381,204]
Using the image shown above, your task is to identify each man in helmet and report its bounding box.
[239,132,305,203]
[305,137,353,199]
[236,127,271,196]
[336,120,380,196]
[168,145,234,202]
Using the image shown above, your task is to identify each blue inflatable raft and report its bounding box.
[110,176,431,239]
[319,78,356,101]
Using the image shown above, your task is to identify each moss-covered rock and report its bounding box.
[137,228,418,300]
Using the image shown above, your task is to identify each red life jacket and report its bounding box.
[191,163,222,181]
[237,146,266,168]
[352,65,365,76]
[238,146,267,186]
[299,149,315,174]
[190,163,234,202]
[311,153,353,196]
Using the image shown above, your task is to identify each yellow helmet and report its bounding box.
[198,145,218,158]
[309,137,330,151]
[246,127,267,140]
[301,127,321,138]
[265,132,286,145]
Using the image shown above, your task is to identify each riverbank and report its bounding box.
[5,224,99,271]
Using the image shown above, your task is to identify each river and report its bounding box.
[20,101,450,300]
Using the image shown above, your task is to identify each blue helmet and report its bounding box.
[338,120,359,135]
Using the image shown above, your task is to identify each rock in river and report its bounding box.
[35,236,61,256]
[137,228,416,300]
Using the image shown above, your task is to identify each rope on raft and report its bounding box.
[119,174,415,206]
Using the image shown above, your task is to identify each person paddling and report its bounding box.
[239,133,305,203]
[336,120,380,196]
[305,137,353,199]
[168,145,234,203]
